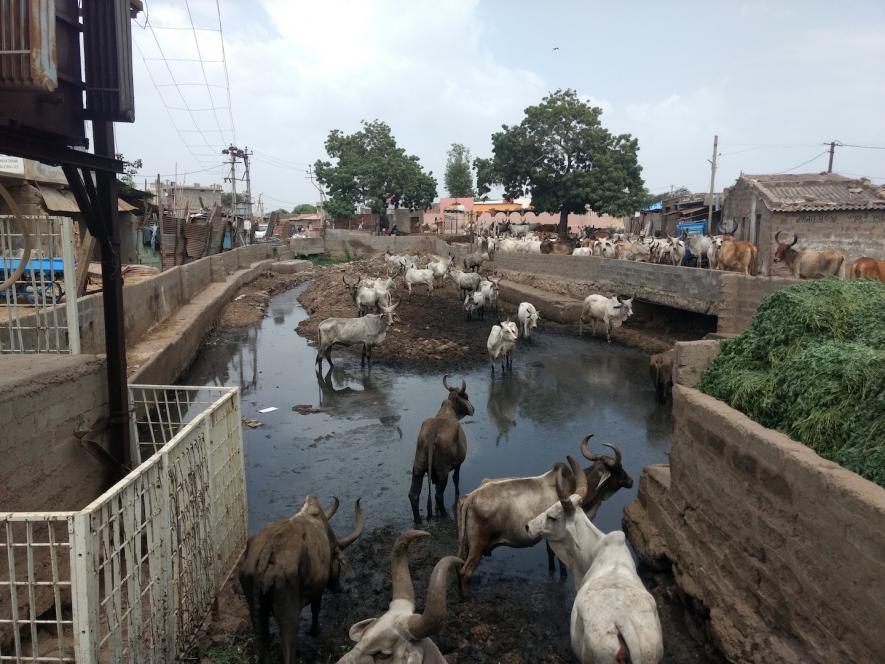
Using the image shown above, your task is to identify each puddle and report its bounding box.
[180,284,672,583]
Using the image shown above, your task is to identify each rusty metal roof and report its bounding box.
[740,173,885,212]
[38,185,137,213]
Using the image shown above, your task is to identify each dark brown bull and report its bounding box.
[456,434,634,595]
[409,376,475,523]
[540,238,575,255]
[773,231,845,279]
[239,496,364,664]
[850,256,885,282]
[649,349,673,404]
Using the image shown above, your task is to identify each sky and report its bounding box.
[116,0,885,212]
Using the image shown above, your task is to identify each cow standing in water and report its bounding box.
[409,376,475,523]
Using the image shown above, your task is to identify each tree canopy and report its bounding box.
[220,192,245,207]
[444,143,474,198]
[476,89,645,235]
[643,186,691,207]
[292,203,318,214]
[314,120,437,221]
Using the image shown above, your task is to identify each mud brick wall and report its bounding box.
[625,379,885,662]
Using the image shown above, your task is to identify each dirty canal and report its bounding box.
[181,284,694,662]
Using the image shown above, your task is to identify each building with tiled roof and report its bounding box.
[721,173,885,275]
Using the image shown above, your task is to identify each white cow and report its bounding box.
[526,469,663,664]
[477,277,500,313]
[572,247,593,257]
[487,321,518,375]
[338,530,461,664]
[316,301,400,369]
[404,266,435,296]
[517,302,540,339]
[579,294,634,342]
[427,255,453,284]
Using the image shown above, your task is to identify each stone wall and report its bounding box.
[623,343,885,663]
[715,273,794,335]
[323,230,451,259]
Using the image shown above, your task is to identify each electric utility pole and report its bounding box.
[706,134,718,234]
[306,165,328,231]
[223,144,247,245]
[827,141,837,173]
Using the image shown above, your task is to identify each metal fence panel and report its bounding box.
[0,215,79,354]
[0,385,246,662]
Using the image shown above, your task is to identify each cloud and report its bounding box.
[120,0,547,205]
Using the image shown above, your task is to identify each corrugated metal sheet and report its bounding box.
[0,0,57,91]
[744,174,885,212]
[37,185,138,213]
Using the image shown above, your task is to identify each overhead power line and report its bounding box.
[216,0,237,143]
[184,0,228,143]
[776,151,829,174]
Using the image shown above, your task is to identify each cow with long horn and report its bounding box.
[716,220,758,275]
[526,469,663,664]
[409,376,474,523]
[239,496,364,664]
[773,230,845,279]
[337,530,462,663]
[456,434,633,595]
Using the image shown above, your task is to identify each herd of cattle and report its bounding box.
[236,222,882,663]
[482,222,884,281]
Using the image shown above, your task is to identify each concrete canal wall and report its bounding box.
[623,341,885,663]
[0,243,303,515]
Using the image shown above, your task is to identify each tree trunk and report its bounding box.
[558,206,569,239]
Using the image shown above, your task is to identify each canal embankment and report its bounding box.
[623,340,885,663]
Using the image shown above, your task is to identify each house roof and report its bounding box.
[740,173,885,212]
[38,185,136,213]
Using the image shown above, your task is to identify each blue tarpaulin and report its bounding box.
[0,258,65,278]
[676,221,707,236]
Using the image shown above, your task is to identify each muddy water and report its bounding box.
[180,284,671,585]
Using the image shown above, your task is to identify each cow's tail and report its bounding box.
[750,245,760,276]
[456,492,470,559]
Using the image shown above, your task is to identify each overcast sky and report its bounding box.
[116,0,885,211]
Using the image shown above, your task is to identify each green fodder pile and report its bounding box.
[697,278,885,486]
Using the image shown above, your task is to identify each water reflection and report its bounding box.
[315,366,401,435]
[486,375,520,444]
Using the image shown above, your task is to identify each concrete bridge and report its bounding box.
[492,253,794,335]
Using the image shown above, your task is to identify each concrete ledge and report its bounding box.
[269,259,312,274]
[673,340,721,387]
[497,279,583,323]
[624,385,885,663]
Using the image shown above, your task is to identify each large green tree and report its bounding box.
[444,143,474,198]
[292,203,318,214]
[314,120,437,224]
[476,89,645,236]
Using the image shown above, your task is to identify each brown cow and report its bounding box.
[240,496,364,664]
[540,238,576,255]
[850,256,885,282]
[409,376,475,523]
[456,435,633,595]
[773,231,845,279]
[649,349,673,404]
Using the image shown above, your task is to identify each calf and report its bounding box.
[773,231,845,279]
[464,291,487,320]
[649,349,673,403]
[338,530,461,664]
[579,294,634,342]
[408,377,475,522]
[457,435,633,595]
[240,497,364,664]
[526,469,663,664]
[477,277,500,312]
[315,301,400,369]
[487,320,518,374]
[517,301,540,339]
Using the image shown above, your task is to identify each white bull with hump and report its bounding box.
[487,320,518,375]
[315,301,400,369]
[526,465,663,664]
[579,294,634,342]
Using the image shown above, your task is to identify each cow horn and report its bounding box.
[789,234,798,247]
[391,529,429,603]
[602,443,622,468]
[579,433,602,461]
[336,498,364,550]
[568,454,588,502]
[775,231,783,244]
[443,375,452,391]
[460,379,466,393]
[407,555,463,639]
[342,274,357,288]
[555,465,574,512]
[324,496,340,520]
